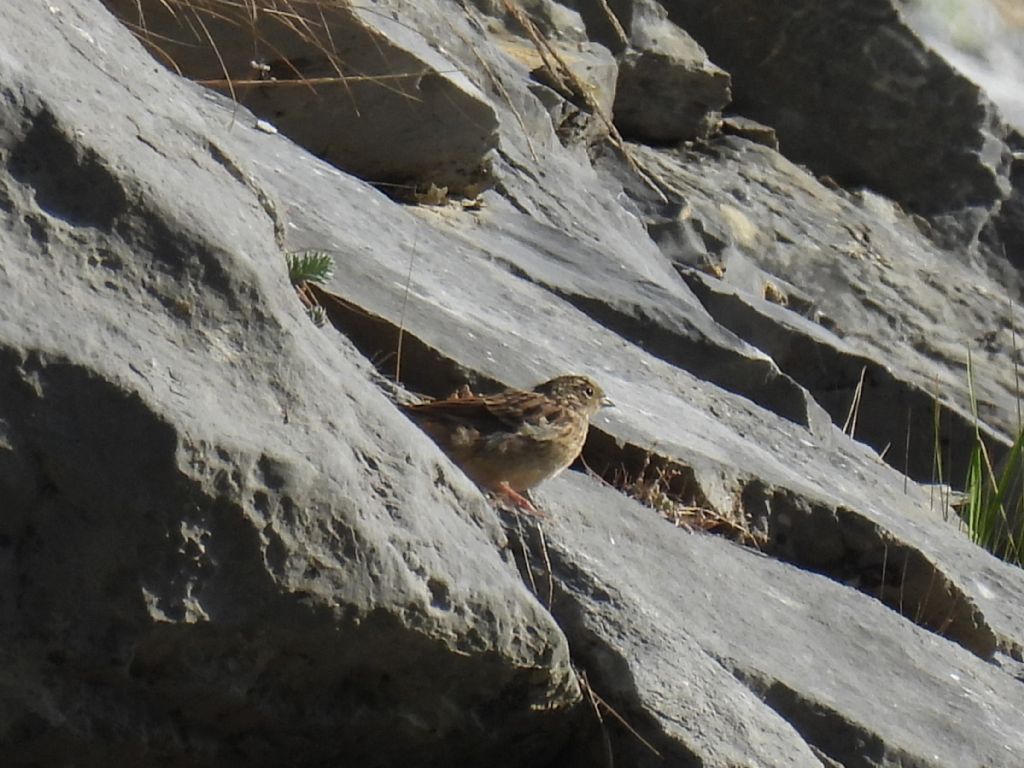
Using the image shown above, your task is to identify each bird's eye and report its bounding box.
[584,385,594,397]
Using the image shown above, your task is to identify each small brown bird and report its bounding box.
[401,375,612,515]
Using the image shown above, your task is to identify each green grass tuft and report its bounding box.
[960,349,1024,565]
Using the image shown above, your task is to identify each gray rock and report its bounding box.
[614,43,730,142]
[259,104,1024,670]
[471,0,591,41]
[985,130,1024,271]
[3,0,1024,765]
[660,0,1014,244]
[604,137,1024,485]
[102,0,500,191]
[568,0,732,141]
[0,1,578,765]
[521,39,621,148]
[721,114,779,149]
[525,472,1024,768]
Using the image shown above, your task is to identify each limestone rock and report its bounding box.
[660,0,1013,244]
[3,0,1024,765]
[102,0,500,191]
[0,2,578,765]
[569,0,732,141]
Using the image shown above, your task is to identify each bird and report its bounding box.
[400,375,612,515]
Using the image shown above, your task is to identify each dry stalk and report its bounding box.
[514,512,541,598]
[124,0,432,109]
[195,71,438,88]
[842,365,867,438]
[579,668,662,758]
[594,0,629,48]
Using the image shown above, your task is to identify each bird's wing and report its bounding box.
[484,390,567,433]
[402,394,517,435]
[402,389,565,434]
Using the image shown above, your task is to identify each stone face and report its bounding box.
[0,2,578,765]
[527,473,1024,768]
[607,137,1024,484]
[102,0,500,191]
[986,130,1024,271]
[505,36,620,147]
[4,0,1024,765]
[567,0,732,141]
[660,0,1013,243]
[901,0,1024,131]
[614,43,730,142]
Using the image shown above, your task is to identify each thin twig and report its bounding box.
[579,670,615,768]
[914,559,938,625]
[903,406,911,495]
[467,43,539,162]
[595,0,629,47]
[580,671,662,758]
[394,233,418,384]
[196,71,443,88]
[842,365,867,437]
[537,523,554,608]
[878,543,888,602]
[515,512,540,597]
[189,5,236,105]
[897,548,908,616]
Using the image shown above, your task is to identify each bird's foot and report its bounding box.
[493,482,546,517]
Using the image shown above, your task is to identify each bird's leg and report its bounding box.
[493,482,546,517]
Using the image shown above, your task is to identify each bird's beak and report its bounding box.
[601,396,614,409]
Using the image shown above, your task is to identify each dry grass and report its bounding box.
[118,0,428,102]
[609,452,766,548]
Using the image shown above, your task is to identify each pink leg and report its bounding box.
[494,482,546,517]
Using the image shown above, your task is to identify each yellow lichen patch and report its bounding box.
[717,203,763,250]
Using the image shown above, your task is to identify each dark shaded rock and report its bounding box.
[721,115,779,149]
[679,269,1000,488]
[614,43,730,142]
[660,0,1013,242]
[985,131,1024,271]
[567,0,731,141]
